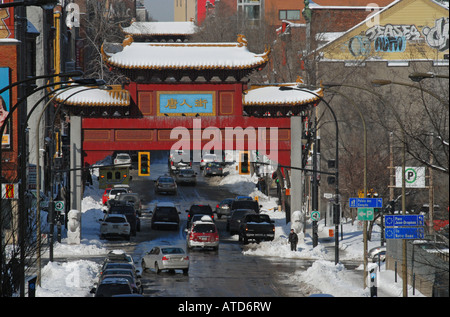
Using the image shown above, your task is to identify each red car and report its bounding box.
[102,188,112,205]
[186,216,219,251]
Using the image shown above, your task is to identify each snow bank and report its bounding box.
[36,260,100,297]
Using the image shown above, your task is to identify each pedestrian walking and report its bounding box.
[288,229,298,251]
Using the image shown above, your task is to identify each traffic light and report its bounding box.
[138,152,150,176]
[239,151,250,175]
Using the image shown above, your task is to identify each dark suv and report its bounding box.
[108,200,140,235]
[186,204,214,226]
[230,199,261,214]
[151,202,180,230]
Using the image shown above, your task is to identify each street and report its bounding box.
[98,156,317,297]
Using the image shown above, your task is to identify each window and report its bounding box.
[279,10,301,21]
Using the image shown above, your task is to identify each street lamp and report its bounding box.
[409,72,449,82]
[372,78,448,106]
[279,85,341,264]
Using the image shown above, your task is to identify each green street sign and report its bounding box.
[54,201,65,212]
[311,210,320,221]
[357,207,374,221]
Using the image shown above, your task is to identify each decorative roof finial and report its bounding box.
[237,34,248,47]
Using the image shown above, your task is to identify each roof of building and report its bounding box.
[53,85,130,107]
[243,79,323,106]
[121,21,198,37]
[312,0,395,7]
[101,34,270,71]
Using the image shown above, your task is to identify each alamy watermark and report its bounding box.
[169,119,279,164]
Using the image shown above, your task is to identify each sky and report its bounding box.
[144,0,174,21]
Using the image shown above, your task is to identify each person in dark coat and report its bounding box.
[288,229,298,251]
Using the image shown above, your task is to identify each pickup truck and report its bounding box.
[238,214,275,244]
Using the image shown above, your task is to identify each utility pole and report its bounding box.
[312,118,319,247]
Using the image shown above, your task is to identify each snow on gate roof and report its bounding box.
[101,35,270,71]
[53,85,130,107]
[243,78,323,106]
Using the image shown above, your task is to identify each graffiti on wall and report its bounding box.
[0,8,11,38]
[347,18,449,56]
[422,17,449,52]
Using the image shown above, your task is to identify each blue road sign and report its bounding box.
[349,198,383,208]
[384,215,424,227]
[385,227,425,240]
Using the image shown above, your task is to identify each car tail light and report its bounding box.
[162,256,168,261]
[124,223,129,226]
[184,256,189,261]
[216,204,219,208]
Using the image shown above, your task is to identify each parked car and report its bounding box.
[200,153,217,170]
[100,214,130,240]
[99,262,136,277]
[154,175,177,195]
[227,209,256,235]
[107,200,140,235]
[203,162,224,177]
[117,193,142,216]
[186,204,214,226]
[102,187,112,205]
[368,245,386,263]
[91,277,133,297]
[215,198,234,219]
[176,168,197,185]
[141,246,189,274]
[104,250,137,273]
[100,269,138,281]
[230,199,261,214]
[99,275,142,295]
[238,214,275,244]
[151,202,180,230]
[114,153,132,168]
[186,216,219,250]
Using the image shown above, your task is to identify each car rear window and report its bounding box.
[190,205,213,214]
[246,214,271,223]
[110,205,135,214]
[193,224,216,233]
[154,207,178,220]
[161,247,184,254]
[159,177,174,183]
[96,284,131,297]
[105,216,127,223]
[232,200,259,212]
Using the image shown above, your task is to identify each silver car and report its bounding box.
[200,153,217,170]
[141,246,189,274]
[114,153,132,168]
[176,168,197,185]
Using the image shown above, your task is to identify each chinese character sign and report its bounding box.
[158,92,215,116]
